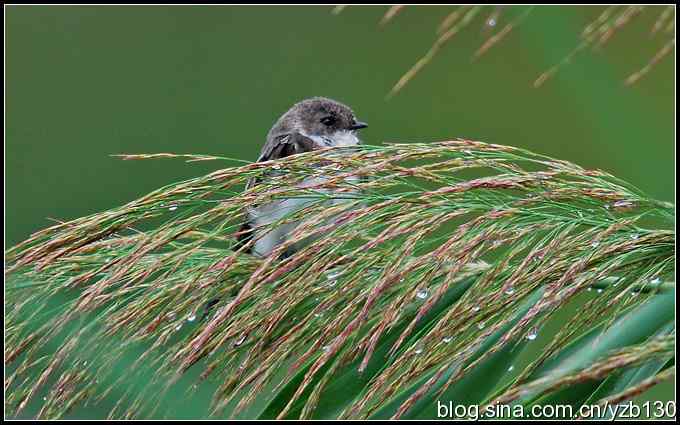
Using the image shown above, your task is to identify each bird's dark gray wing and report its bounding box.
[258,132,317,161]
[235,132,317,252]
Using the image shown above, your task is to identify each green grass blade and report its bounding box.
[524,289,675,410]
[580,322,675,419]
[256,359,316,419]
[370,288,545,419]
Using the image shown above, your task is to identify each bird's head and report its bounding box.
[280,97,368,143]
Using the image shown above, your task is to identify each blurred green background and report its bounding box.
[6,5,674,248]
[5,5,675,418]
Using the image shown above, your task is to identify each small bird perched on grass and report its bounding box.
[203,97,368,319]
[236,97,368,258]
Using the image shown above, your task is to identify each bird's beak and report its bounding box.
[350,121,368,130]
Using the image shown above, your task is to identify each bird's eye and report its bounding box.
[320,116,336,126]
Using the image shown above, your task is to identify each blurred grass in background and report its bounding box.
[5,5,675,418]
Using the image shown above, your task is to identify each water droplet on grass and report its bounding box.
[323,269,342,287]
[526,328,538,340]
[325,269,343,280]
[613,200,635,209]
[416,288,429,300]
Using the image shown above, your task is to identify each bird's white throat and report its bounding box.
[303,130,361,148]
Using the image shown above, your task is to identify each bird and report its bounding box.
[202,97,368,321]
[235,97,368,258]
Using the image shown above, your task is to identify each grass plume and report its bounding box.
[5,140,675,419]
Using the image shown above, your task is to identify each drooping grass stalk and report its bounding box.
[5,140,674,419]
[335,5,675,95]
